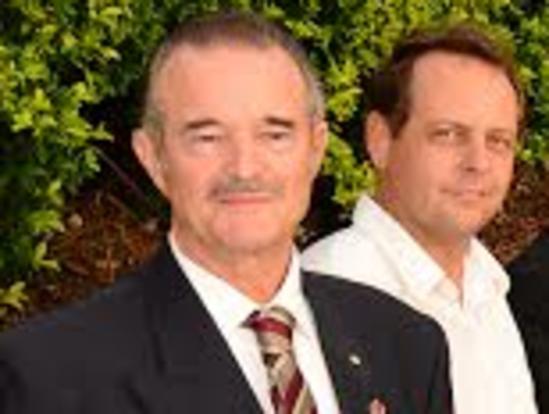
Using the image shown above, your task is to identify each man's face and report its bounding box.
[370,51,519,245]
[133,44,326,261]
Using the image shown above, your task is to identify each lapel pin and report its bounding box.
[348,353,362,366]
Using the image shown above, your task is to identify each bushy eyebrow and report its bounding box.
[263,116,295,129]
[180,118,221,133]
[177,115,296,135]
[488,127,516,138]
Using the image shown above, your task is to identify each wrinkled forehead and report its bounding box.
[151,43,310,111]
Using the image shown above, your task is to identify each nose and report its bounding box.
[460,134,491,174]
[225,134,263,179]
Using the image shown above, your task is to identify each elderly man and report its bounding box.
[303,24,537,414]
[0,12,452,414]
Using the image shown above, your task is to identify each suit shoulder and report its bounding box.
[0,266,147,369]
[305,273,444,338]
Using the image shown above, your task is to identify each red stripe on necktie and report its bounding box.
[249,317,292,339]
[271,386,282,410]
[283,369,304,410]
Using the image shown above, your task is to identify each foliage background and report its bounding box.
[1,0,548,313]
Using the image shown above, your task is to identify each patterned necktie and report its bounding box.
[247,306,318,414]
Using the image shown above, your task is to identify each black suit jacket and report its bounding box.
[0,243,452,413]
[508,230,549,413]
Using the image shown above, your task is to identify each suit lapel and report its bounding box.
[304,272,376,414]
[128,243,262,413]
[123,247,396,413]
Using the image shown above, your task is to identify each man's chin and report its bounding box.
[450,206,496,232]
[446,219,490,242]
[216,233,287,256]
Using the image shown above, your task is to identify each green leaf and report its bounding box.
[27,209,65,235]
[0,282,28,311]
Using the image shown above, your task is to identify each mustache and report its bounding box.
[209,176,283,198]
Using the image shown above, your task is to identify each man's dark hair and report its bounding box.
[141,10,325,138]
[367,23,525,138]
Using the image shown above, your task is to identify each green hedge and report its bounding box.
[1,0,548,307]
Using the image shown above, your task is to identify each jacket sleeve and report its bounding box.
[426,328,454,414]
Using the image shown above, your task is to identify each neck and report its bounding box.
[406,227,469,291]
[171,231,292,303]
[422,239,469,287]
[374,194,470,290]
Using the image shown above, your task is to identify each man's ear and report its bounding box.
[309,119,329,178]
[132,129,168,197]
[364,111,393,171]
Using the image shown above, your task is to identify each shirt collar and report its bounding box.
[463,238,510,309]
[352,195,446,298]
[352,195,509,306]
[167,233,316,339]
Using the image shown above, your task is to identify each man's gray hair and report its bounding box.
[141,11,325,138]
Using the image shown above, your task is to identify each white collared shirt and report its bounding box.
[168,234,340,414]
[303,195,537,414]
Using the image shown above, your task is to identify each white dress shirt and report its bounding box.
[168,234,340,414]
[303,195,537,414]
